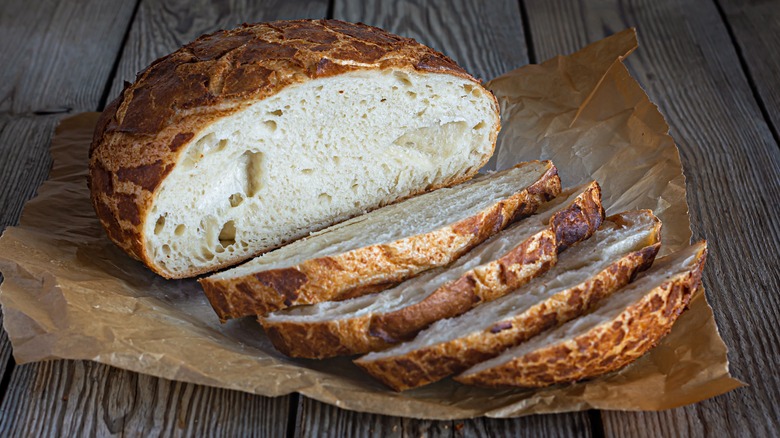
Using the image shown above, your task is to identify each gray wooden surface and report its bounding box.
[0,0,778,436]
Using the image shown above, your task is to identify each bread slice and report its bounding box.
[455,241,707,388]
[355,210,661,390]
[200,161,561,319]
[260,182,604,358]
[89,19,501,279]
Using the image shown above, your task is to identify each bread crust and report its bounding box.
[260,181,604,359]
[204,162,561,319]
[454,241,707,388]
[355,211,661,391]
[88,19,500,279]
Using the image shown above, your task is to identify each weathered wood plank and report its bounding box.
[0,114,61,392]
[717,0,780,141]
[296,0,593,434]
[0,360,290,437]
[0,0,328,435]
[334,0,528,81]
[522,0,780,436]
[0,0,137,114]
[106,0,329,105]
[295,396,593,437]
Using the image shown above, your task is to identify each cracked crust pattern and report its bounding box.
[454,242,707,388]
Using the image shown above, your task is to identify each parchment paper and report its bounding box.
[0,29,741,419]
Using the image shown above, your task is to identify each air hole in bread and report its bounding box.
[263,120,277,132]
[243,151,264,197]
[182,133,216,169]
[270,109,283,116]
[154,215,166,234]
[473,121,486,130]
[394,71,413,87]
[351,183,359,192]
[216,139,228,151]
[162,244,171,255]
[317,193,333,204]
[407,91,417,99]
[174,224,186,236]
[218,221,236,247]
[301,169,314,175]
[392,121,468,159]
[229,193,244,207]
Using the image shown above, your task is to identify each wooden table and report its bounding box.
[1,0,778,435]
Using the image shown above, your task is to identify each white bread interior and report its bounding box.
[146,70,498,276]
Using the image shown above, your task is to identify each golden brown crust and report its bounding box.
[259,182,604,359]
[454,241,707,388]
[88,19,497,279]
[204,162,561,320]
[355,214,661,391]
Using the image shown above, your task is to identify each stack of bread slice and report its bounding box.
[202,160,706,391]
[200,161,560,318]
[260,182,603,358]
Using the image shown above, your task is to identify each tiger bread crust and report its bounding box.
[89,19,501,280]
[260,181,604,359]
[455,241,707,388]
[354,210,661,391]
[200,161,561,320]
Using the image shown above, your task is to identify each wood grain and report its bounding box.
[334,0,528,82]
[0,360,291,437]
[296,395,593,437]
[106,0,329,105]
[522,0,780,436]
[717,0,780,141]
[0,0,137,114]
[0,114,64,400]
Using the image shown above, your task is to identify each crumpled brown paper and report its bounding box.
[0,29,741,419]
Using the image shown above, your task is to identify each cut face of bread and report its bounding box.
[200,161,561,318]
[455,241,707,388]
[355,210,661,391]
[260,182,604,359]
[89,20,501,280]
[147,71,498,278]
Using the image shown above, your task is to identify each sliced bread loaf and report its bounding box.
[201,161,561,319]
[89,19,501,279]
[455,241,707,388]
[355,210,661,390]
[260,182,604,358]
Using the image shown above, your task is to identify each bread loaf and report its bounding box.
[455,241,707,388]
[355,210,661,390]
[201,161,561,319]
[89,19,500,279]
[261,182,603,358]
